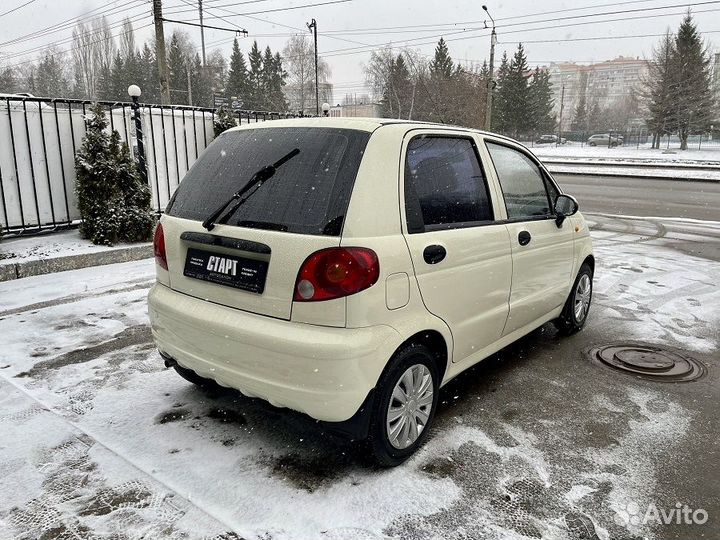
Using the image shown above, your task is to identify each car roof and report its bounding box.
[227,116,518,143]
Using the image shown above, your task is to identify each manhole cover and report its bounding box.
[589,344,706,382]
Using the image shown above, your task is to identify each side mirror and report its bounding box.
[554,194,579,227]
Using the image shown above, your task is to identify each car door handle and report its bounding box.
[518,231,532,246]
[423,244,446,264]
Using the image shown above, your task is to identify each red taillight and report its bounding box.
[153,222,168,270]
[294,247,379,302]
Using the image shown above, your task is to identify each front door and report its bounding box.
[401,132,512,363]
[484,140,575,336]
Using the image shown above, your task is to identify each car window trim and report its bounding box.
[402,132,497,234]
[483,138,558,223]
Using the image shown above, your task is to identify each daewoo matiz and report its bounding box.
[148,118,594,466]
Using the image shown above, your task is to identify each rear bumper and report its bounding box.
[148,283,400,423]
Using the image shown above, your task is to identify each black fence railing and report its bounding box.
[518,127,720,150]
[0,95,297,236]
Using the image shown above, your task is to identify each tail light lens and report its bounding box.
[153,222,168,270]
[294,247,379,302]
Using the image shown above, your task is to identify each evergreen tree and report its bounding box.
[0,67,16,93]
[267,51,288,111]
[491,52,510,133]
[190,53,212,107]
[571,72,589,132]
[34,50,69,97]
[587,99,603,132]
[498,44,531,137]
[214,107,237,136]
[167,33,189,105]
[75,104,154,245]
[381,54,414,119]
[107,52,127,101]
[670,11,715,149]
[140,43,160,103]
[429,38,453,80]
[226,38,249,106]
[95,63,113,100]
[247,41,264,110]
[528,67,555,133]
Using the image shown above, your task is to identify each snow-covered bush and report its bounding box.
[213,107,237,137]
[75,104,155,246]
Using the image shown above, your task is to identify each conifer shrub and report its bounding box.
[75,104,155,246]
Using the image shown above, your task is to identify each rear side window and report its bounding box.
[485,142,552,220]
[167,127,370,236]
[404,136,493,233]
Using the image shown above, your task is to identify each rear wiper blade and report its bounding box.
[202,148,300,231]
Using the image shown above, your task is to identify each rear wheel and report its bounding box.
[554,263,593,335]
[368,344,439,467]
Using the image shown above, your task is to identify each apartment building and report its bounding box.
[547,56,649,129]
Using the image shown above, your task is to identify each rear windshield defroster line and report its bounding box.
[167,127,371,236]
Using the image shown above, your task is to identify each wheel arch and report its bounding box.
[379,329,449,387]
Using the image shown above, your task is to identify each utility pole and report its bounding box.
[557,84,565,145]
[198,0,206,67]
[307,18,319,116]
[482,5,496,131]
[152,0,171,104]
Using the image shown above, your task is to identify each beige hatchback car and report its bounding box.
[149,118,594,466]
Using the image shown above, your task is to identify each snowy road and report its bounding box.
[555,174,720,222]
[0,215,718,539]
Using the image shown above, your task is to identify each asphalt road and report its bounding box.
[554,173,720,222]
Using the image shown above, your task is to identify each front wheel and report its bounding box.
[368,344,440,467]
[554,263,593,335]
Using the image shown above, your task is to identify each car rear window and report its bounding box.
[167,127,371,236]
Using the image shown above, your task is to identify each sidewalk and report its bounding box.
[0,229,152,282]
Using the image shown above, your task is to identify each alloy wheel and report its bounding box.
[386,364,434,450]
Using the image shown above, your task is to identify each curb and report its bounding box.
[0,244,153,282]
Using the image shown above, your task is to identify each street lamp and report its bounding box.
[127,85,148,186]
[322,102,330,117]
[482,5,496,131]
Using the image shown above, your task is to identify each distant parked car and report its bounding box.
[587,133,621,147]
[535,134,566,145]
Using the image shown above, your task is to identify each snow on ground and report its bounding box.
[0,229,151,265]
[530,144,720,165]
[0,216,717,539]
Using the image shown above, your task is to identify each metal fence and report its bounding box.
[0,95,296,236]
[519,127,720,150]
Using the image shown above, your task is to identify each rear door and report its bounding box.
[400,130,512,364]
[483,139,575,336]
[162,126,371,320]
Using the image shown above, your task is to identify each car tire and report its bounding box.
[368,344,440,467]
[588,142,596,146]
[554,263,593,335]
[173,363,217,388]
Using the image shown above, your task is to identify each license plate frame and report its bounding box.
[183,247,269,294]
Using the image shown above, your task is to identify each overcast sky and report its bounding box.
[1,0,718,103]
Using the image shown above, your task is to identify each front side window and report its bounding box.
[486,142,552,220]
[404,136,493,233]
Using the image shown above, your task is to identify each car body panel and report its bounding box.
[148,118,593,426]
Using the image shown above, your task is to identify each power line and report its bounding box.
[3,20,154,69]
[0,0,147,48]
[0,0,38,19]
[1,10,151,62]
